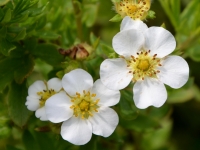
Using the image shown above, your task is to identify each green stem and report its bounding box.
[72,0,83,42]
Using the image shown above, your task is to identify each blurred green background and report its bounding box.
[0,0,200,150]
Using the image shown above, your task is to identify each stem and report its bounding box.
[72,0,83,41]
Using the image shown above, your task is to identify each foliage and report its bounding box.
[0,0,200,150]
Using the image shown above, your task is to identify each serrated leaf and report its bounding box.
[0,38,16,56]
[109,14,122,22]
[30,44,63,66]
[1,8,11,23]
[14,55,34,84]
[8,81,31,127]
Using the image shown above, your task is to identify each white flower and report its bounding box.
[26,78,62,121]
[100,16,189,109]
[45,69,120,145]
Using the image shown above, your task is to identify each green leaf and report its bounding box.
[29,3,48,17]
[0,26,7,38]
[9,13,29,23]
[188,44,200,62]
[35,31,60,40]
[120,114,160,132]
[159,0,180,30]
[101,43,117,58]
[30,44,63,66]
[1,8,11,23]
[82,4,99,27]
[0,38,16,56]
[14,55,35,84]
[109,14,122,22]
[0,58,14,90]
[119,91,139,120]
[179,0,200,33]
[23,130,40,150]
[167,87,195,103]
[8,81,31,127]
[12,28,26,41]
[0,0,9,6]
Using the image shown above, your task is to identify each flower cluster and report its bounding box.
[26,69,120,145]
[26,9,189,146]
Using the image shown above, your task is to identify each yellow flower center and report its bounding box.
[70,91,99,119]
[124,50,162,81]
[137,59,150,71]
[115,0,151,20]
[37,89,56,107]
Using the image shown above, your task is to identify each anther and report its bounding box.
[158,64,162,66]
[153,54,157,57]
[148,50,151,53]
[129,71,132,73]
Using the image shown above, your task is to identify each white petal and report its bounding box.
[100,58,133,90]
[35,107,48,121]
[45,92,73,123]
[112,29,145,57]
[47,78,62,92]
[120,16,148,32]
[62,69,93,96]
[157,56,189,89]
[89,107,119,137]
[61,117,92,145]
[25,96,40,111]
[144,27,176,58]
[90,79,120,107]
[28,81,46,98]
[133,78,167,109]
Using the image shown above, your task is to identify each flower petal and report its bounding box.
[89,107,119,137]
[157,56,189,89]
[45,92,73,123]
[112,29,145,57]
[61,117,92,145]
[100,58,133,90]
[62,69,93,96]
[144,27,176,57]
[90,79,120,106]
[133,78,167,109]
[120,16,148,32]
[25,96,40,111]
[35,107,48,121]
[47,78,62,92]
[28,81,46,98]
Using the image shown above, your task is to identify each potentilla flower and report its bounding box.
[45,69,120,145]
[114,0,151,20]
[100,16,189,109]
[26,78,62,121]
